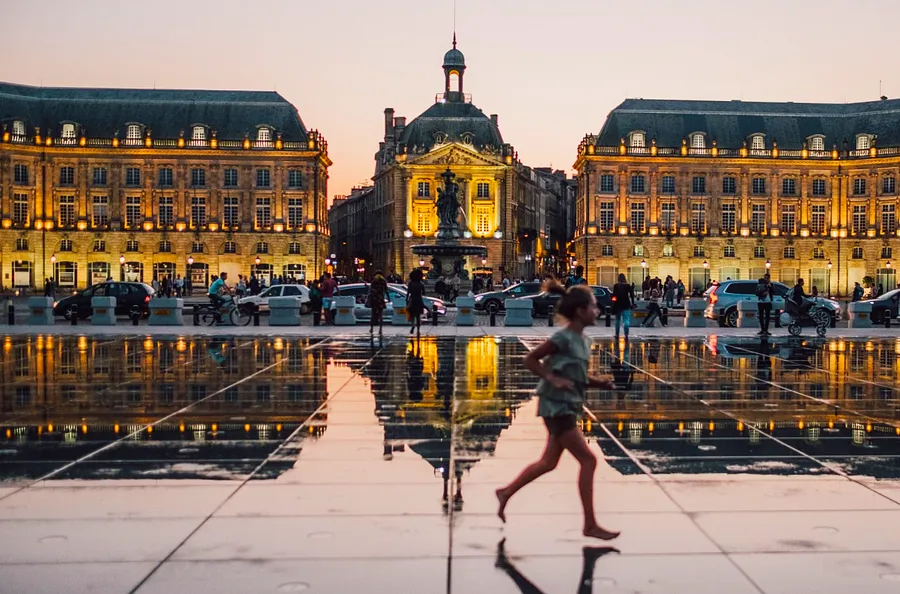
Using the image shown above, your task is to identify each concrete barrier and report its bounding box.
[27,296,54,325]
[455,297,475,326]
[333,296,357,326]
[505,298,533,327]
[848,301,873,328]
[269,296,302,326]
[391,296,408,325]
[684,299,706,327]
[148,297,184,326]
[736,299,757,328]
[90,296,117,325]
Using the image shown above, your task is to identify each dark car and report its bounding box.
[473,282,543,311]
[53,282,155,320]
[517,285,612,317]
[868,288,900,323]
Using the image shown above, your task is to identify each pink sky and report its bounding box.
[3,0,898,198]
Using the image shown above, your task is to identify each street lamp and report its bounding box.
[187,255,194,266]
[493,230,503,239]
[702,260,709,268]
[481,257,487,266]
[765,259,771,270]
[119,254,125,281]
[403,229,413,239]
[255,256,261,266]
[887,261,892,269]
[827,260,833,297]
[50,253,57,289]
[419,258,425,267]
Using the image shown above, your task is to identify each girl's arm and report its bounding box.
[588,374,615,389]
[524,340,573,389]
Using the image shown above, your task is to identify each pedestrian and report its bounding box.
[664,276,675,308]
[249,274,259,296]
[494,280,619,541]
[502,276,511,289]
[320,272,337,324]
[184,276,192,297]
[611,273,635,340]
[161,275,171,298]
[756,273,774,336]
[642,286,664,327]
[641,275,651,298]
[151,277,160,294]
[175,275,184,297]
[309,280,323,324]
[676,279,685,304]
[852,282,864,302]
[366,270,388,336]
[406,268,426,336]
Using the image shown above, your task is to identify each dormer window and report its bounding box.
[192,126,206,141]
[690,133,706,149]
[809,135,825,151]
[751,135,765,150]
[257,127,272,146]
[126,124,142,145]
[461,132,473,145]
[629,131,646,148]
[434,132,447,144]
[61,123,76,139]
[12,120,25,137]
[856,135,871,151]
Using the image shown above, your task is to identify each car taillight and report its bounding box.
[709,287,718,304]
[144,296,151,303]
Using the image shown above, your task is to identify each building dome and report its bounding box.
[398,101,503,153]
[443,47,465,68]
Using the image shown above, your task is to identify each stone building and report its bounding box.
[329,39,570,282]
[573,98,900,296]
[0,82,330,291]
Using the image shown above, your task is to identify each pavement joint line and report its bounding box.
[125,337,388,594]
[0,337,336,505]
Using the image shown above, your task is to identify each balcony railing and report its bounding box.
[583,139,900,161]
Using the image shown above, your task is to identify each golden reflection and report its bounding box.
[466,336,498,400]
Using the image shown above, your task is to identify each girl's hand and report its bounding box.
[590,374,615,389]
[548,375,574,390]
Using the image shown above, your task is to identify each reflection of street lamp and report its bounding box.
[119,254,125,281]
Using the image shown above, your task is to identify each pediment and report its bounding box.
[406,143,506,168]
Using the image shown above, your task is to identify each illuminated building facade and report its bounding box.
[574,98,900,295]
[0,82,330,290]
[329,40,571,281]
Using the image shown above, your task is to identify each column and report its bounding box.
[78,162,89,221]
[708,171,720,235]
[35,159,46,220]
[649,169,658,227]
[274,163,284,223]
[208,163,219,221]
[869,172,878,230]
[177,164,188,224]
[242,165,253,227]
[617,169,627,228]
[770,171,780,232]
[800,174,809,227]
[740,172,749,232]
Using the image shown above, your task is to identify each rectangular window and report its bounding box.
[882,204,897,235]
[93,239,106,252]
[599,174,615,193]
[752,177,766,195]
[781,204,796,234]
[810,204,826,234]
[883,176,896,195]
[59,195,76,227]
[751,204,766,233]
[601,244,614,257]
[692,176,706,194]
[223,196,239,228]
[125,167,141,187]
[14,164,28,184]
[13,193,28,226]
[723,245,735,258]
[690,203,706,234]
[781,178,796,196]
[476,182,491,198]
[224,168,238,188]
[722,176,736,195]
[152,167,170,187]
[59,166,75,186]
[125,196,142,229]
[288,169,303,189]
[256,168,271,188]
[92,196,109,227]
[288,198,303,229]
[598,201,615,232]
[630,202,646,234]
[721,203,736,234]
[474,208,491,234]
[854,178,867,196]
[159,196,173,227]
[92,167,107,186]
[852,205,867,235]
[661,175,676,194]
[630,174,646,193]
[416,210,432,233]
[255,197,272,229]
[812,178,826,196]
[783,246,796,259]
[191,196,207,228]
[417,182,431,197]
[660,202,676,233]
[190,168,206,188]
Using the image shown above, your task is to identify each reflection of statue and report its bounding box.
[435,167,461,233]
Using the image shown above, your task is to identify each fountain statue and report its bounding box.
[412,167,486,280]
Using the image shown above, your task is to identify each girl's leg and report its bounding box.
[614,313,622,337]
[623,310,631,338]
[557,428,619,540]
[495,539,544,594]
[496,434,563,522]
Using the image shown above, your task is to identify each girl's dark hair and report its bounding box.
[544,279,593,320]
[410,269,424,282]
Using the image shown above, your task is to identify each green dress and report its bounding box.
[536,328,590,418]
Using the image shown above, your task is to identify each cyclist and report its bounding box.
[208,272,233,322]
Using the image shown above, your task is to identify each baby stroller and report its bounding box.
[781,296,830,337]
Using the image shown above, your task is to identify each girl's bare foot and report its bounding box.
[583,524,620,540]
[495,488,510,523]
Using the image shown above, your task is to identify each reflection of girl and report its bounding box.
[495,538,618,594]
[496,281,619,541]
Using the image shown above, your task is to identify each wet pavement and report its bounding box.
[0,334,899,593]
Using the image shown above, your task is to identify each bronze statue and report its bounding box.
[435,167,461,235]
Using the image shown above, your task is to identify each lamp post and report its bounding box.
[50,253,56,292]
[119,254,125,281]
[765,259,771,270]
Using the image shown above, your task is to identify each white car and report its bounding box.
[239,284,311,313]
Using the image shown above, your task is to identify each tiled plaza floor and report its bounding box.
[0,334,899,593]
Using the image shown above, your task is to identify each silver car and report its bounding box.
[328,283,446,323]
[704,279,840,328]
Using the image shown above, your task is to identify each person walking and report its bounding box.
[320,272,337,324]
[495,281,619,541]
[641,286,664,328]
[756,273,774,336]
[308,280,323,325]
[406,269,426,336]
[676,279,685,304]
[611,273,636,340]
[366,270,388,336]
[852,282,864,302]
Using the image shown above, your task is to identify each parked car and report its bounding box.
[516,285,613,317]
[473,282,543,312]
[328,283,446,323]
[867,288,900,323]
[53,282,156,320]
[704,279,840,328]
[239,284,311,313]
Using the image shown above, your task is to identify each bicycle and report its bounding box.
[194,296,253,326]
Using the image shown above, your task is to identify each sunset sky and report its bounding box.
[3,0,898,199]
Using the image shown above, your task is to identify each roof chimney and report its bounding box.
[394,116,406,137]
[490,114,498,126]
[881,95,888,101]
[384,108,395,141]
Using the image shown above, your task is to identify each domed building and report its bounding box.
[330,39,573,282]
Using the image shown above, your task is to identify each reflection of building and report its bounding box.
[0,82,330,290]
[328,40,571,280]
[574,99,900,295]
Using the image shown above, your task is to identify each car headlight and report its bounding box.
[474,295,484,302]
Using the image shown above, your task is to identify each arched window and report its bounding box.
[61,123,76,139]
[12,120,25,136]
[448,71,460,93]
[632,245,645,257]
[192,126,206,141]
[126,124,142,144]
[630,132,645,148]
[751,135,765,150]
[856,135,871,151]
[691,133,706,149]
[460,132,473,145]
[809,136,825,151]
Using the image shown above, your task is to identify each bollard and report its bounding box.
[432,303,438,326]
[312,308,320,326]
[774,309,782,328]
[661,307,668,327]
[131,307,141,326]
[193,305,200,326]
[71,304,78,326]
[253,305,260,327]
[605,306,612,327]
[547,304,554,327]
[7,300,13,326]
[886,314,892,329]
[488,302,498,327]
